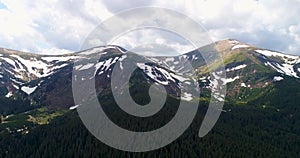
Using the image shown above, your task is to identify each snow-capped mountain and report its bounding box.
[1,39,300,110]
[217,39,300,79]
[0,48,80,97]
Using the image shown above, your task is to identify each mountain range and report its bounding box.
[1,39,300,108]
[0,39,299,157]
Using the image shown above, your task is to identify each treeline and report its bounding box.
[0,102,299,158]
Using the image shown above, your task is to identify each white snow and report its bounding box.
[12,84,19,90]
[256,49,300,64]
[118,55,127,61]
[5,92,13,98]
[170,73,187,82]
[280,63,298,77]
[74,64,83,70]
[21,86,37,95]
[17,129,24,132]
[273,76,284,81]
[210,72,222,88]
[69,105,79,110]
[10,55,51,78]
[265,61,299,78]
[241,83,247,87]
[226,64,247,72]
[94,57,120,76]
[137,62,190,85]
[0,54,75,80]
[213,93,225,102]
[225,76,240,84]
[79,47,105,55]
[156,67,175,82]
[118,55,126,70]
[0,57,15,67]
[231,45,249,50]
[165,58,174,62]
[79,46,117,55]
[10,78,24,85]
[119,62,123,70]
[181,92,193,101]
[51,63,69,70]
[229,40,239,45]
[115,46,126,53]
[279,63,298,78]
[42,56,79,62]
[149,58,160,62]
[101,58,114,71]
[265,62,283,73]
[78,63,94,70]
[137,63,169,85]
[217,109,227,112]
[185,81,191,85]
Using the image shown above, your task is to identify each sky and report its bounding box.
[0,0,299,56]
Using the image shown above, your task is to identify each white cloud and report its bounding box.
[109,27,196,56]
[36,47,73,55]
[149,0,300,55]
[0,0,299,56]
[0,0,111,54]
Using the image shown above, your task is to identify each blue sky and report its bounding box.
[0,2,6,9]
[0,0,299,55]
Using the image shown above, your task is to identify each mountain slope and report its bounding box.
[1,39,300,110]
[0,40,300,157]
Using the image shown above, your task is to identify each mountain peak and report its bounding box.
[213,39,253,52]
[77,45,127,56]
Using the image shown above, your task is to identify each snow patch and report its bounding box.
[137,63,169,85]
[241,83,247,87]
[1,57,15,67]
[181,92,193,101]
[165,58,174,62]
[226,64,247,72]
[170,73,187,82]
[265,62,299,78]
[51,63,69,70]
[231,45,249,50]
[10,55,51,78]
[273,76,284,82]
[256,49,300,64]
[225,76,240,84]
[79,46,117,55]
[118,55,127,61]
[42,56,79,62]
[69,105,79,110]
[229,39,239,45]
[21,86,37,95]
[78,63,94,70]
[5,92,13,98]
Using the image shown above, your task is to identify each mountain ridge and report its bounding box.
[0,40,300,157]
[0,39,300,110]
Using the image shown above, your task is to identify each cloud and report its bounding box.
[0,0,111,54]
[110,28,194,56]
[0,0,299,56]
[100,0,154,13]
[163,0,300,55]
